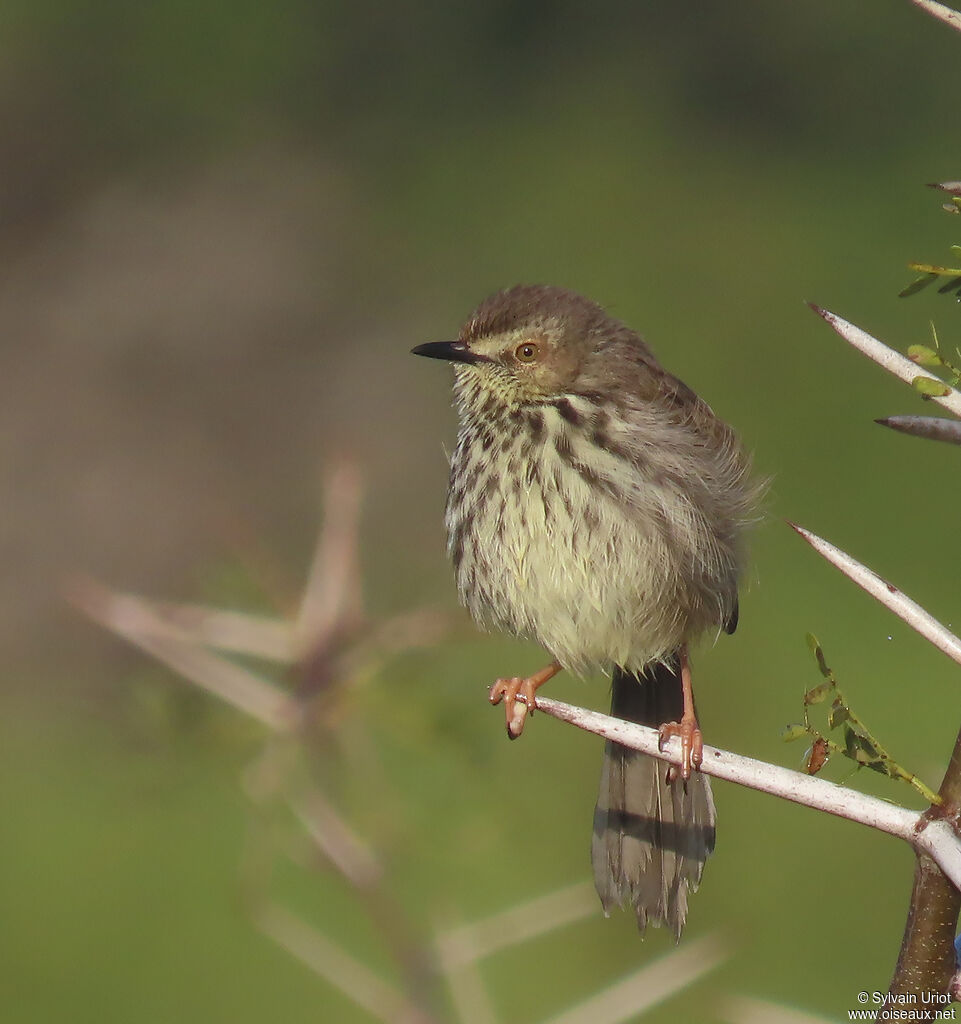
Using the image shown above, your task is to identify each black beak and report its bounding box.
[411,341,491,365]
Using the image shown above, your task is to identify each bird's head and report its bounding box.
[412,284,652,409]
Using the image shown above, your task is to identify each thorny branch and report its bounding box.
[811,302,961,1016]
[534,698,961,890]
[875,415,961,445]
[911,0,961,34]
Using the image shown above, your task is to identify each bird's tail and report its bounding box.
[591,658,716,940]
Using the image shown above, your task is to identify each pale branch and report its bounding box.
[256,903,435,1024]
[876,415,961,445]
[911,0,961,33]
[928,181,961,196]
[70,576,448,692]
[68,577,297,730]
[294,460,366,658]
[80,480,688,1022]
[721,995,837,1024]
[804,301,961,1006]
[808,305,961,419]
[288,791,384,888]
[66,576,296,659]
[333,607,452,686]
[436,882,628,1024]
[435,882,598,970]
[534,697,961,889]
[789,523,961,669]
[442,957,498,1024]
[541,934,727,1024]
[81,591,295,660]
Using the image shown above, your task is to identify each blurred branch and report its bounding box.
[436,882,598,970]
[77,463,726,1022]
[72,464,451,1024]
[435,883,633,1024]
[67,577,297,730]
[294,460,366,683]
[75,592,295,659]
[721,996,836,1024]
[288,790,383,888]
[534,698,961,889]
[541,934,726,1024]
[442,956,498,1024]
[256,903,434,1024]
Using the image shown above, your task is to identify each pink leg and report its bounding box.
[489,661,563,739]
[657,646,703,781]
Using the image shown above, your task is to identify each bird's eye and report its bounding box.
[514,342,539,363]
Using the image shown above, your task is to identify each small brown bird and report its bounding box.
[413,285,760,938]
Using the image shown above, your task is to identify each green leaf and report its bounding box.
[899,274,938,298]
[804,682,832,705]
[907,345,943,367]
[804,633,832,678]
[828,700,850,729]
[845,732,882,767]
[856,734,880,760]
[913,376,952,399]
[908,263,961,276]
[781,724,808,742]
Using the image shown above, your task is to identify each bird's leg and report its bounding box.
[489,660,562,739]
[657,645,703,782]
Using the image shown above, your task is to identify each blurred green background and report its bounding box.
[4,1,961,1020]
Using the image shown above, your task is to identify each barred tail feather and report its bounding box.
[591,659,716,940]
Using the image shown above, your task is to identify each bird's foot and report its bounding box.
[488,661,562,739]
[658,715,703,782]
[489,676,538,739]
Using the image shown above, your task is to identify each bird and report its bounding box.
[412,284,761,938]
